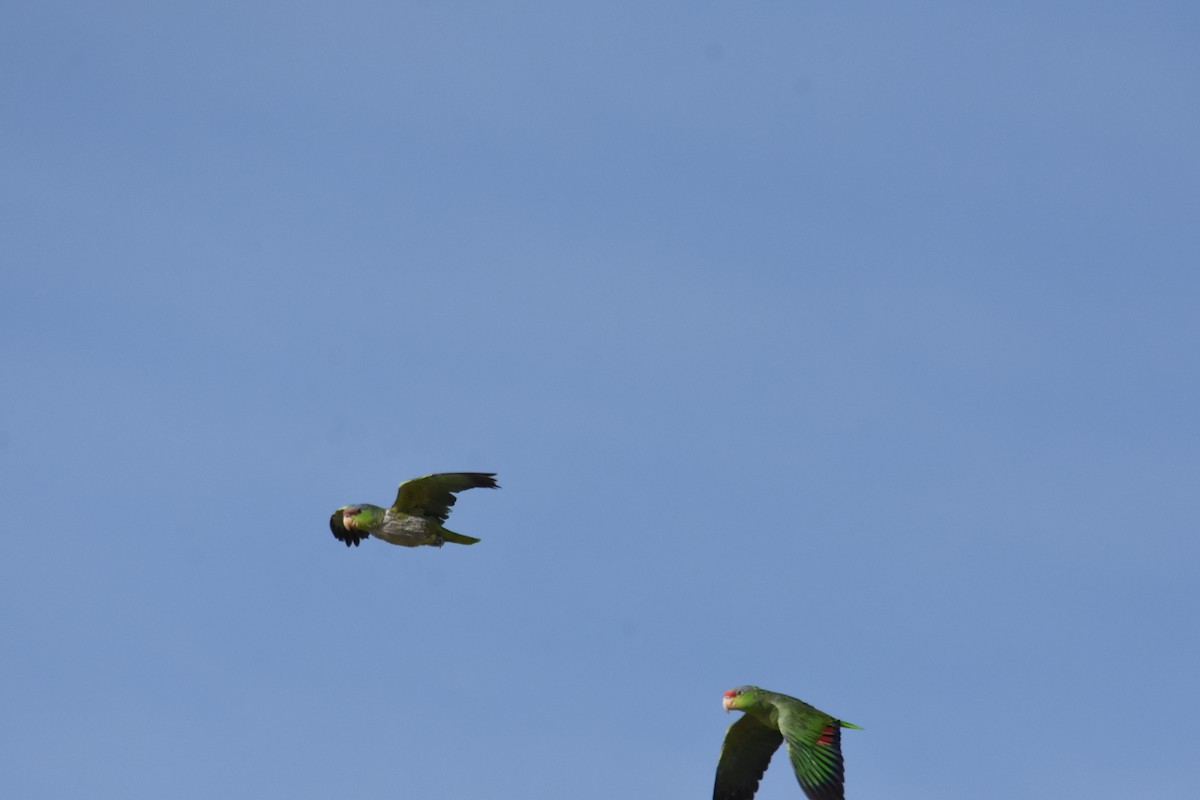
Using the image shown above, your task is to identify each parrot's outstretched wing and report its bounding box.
[713,714,784,800]
[782,710,858,800]
[391,472,499,521]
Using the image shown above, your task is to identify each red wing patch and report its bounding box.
[815,725,836,747]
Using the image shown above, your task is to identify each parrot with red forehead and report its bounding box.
[714,685,861,800]
[329,472,499,548]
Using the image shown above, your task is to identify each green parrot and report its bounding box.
[714,686,861,800]
[329,472,499,548]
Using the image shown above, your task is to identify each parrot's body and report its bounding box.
[714,686,861,800]
[329,472,498,548]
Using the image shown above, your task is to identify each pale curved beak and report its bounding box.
[722,696,734,713]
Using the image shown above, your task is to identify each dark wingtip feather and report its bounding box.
[462,472,500,489]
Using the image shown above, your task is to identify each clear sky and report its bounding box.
[3,2,1199,798]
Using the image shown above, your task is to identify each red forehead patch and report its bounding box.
[723,689,738,697]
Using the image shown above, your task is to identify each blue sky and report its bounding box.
[3,2,1199,797]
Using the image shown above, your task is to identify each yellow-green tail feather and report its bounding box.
[440,527,480,545]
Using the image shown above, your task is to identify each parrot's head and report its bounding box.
[340,504,384,530]
[341,506,364,529]
[722,686,762,713]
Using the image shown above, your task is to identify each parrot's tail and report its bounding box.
[440,527,481,545]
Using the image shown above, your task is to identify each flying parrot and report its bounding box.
[714,686,861,800]
[329,472,499,548]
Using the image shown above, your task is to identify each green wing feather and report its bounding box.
[391,472,499,520]
[780,704,857,800]
[713,715,784,800]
